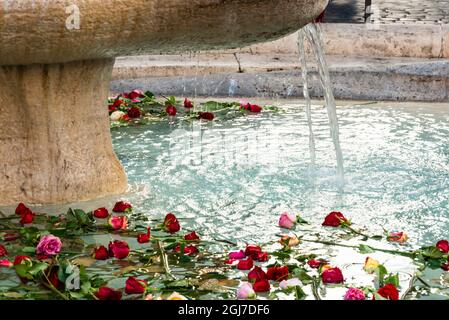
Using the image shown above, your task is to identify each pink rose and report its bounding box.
[237,283,256,299]
[36,235,62,256]
[108,216,128,230]
[229,250,246,260]
[278,212,296,229]
[344,288,366,300]
[0,259,12,268]
[436,240,449,253]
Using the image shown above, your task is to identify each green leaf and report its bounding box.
[420,246,445,259]
[359,244,375,254]
[22,246,36,254]
[294,286,307,300]
[28,262,49,276]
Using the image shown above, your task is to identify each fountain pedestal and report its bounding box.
[0,59,127,205]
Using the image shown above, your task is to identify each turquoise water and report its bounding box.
[112,103,449,248]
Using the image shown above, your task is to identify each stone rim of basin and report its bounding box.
[0,0,328,205]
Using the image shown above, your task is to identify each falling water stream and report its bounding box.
[300,23,345,181]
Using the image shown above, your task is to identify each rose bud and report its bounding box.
[13,255,32,266]
[278,212,296,229]
[15,203,29,215]
[237,257,254,270]
[307,259,323,269]
[321,267,344,284]
[184,98,194,109]
[387,232,408,243]
[184,231,200,241]
[0,259,12,268]
[108,216,128,231]
[363,257,380,274]
[0,244,7,257]
[244,245,262,259]
[137,233,150,244]
[253,279,270,293]
[93,207,109,219]
[248,266,267,283]
[127,106,142,119]
[229,250,246,260]
[267,266,289,282]
[93,246,109,260]
[237,282,256,300]
[95,287,122,300]
[108,240,130,259]
[125,276,147,294]
[376,284,399,300]
[436,240,449,253]
[19,208,35,225]
[128,90,144,100]
[166,105,177,116]
[322,211,349,227]
[113,201,132,213]
[164,213,181,233]
[36,235,62,256]
[45,267,65,290]
[198,112,214,121]
[173,244,199,255]
[344,288,366,300]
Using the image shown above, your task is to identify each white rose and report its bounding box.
[110,111,126,121]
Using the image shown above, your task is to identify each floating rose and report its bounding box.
[344,288,366,300]
[322,211,349,227]
[127,106,141,119]
[241,103,262,113]
[166,105,177,116]
[184,231,200,241]
[248,266,267,283]
[93,207,109,219]
[184,98,194,109]
[321,267,344,284]
[164,213,181,233]
[36,235,62,256]
[267,266,289,282]
[363,257,380,274]
[376,284,399,300]
[113,201,132,213]
[198,112,215,121]
[237,257,254,270]
[237,283,256,299]
[436,240,449,253]
[108,240,130,259]
[0,259,12,268]
[93,246,109,260]
[0,244,7,257]
[95,287,122,300]
[253,279,270,292]
[387,232,408,243]
[125,276,147,294]
[108,216,128,231]
[278,212,296,229]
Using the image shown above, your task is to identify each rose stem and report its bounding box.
[157,241,177,280]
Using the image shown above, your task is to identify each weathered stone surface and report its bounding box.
[0,59,127,205]
[0,0,328,204]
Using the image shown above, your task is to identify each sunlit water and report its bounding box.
[112,103,449,248]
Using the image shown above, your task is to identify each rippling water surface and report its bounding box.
[111,103,449,247]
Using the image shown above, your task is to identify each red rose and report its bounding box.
[3,233,19,241]
[127,107,142,119]
[173,244,199,255]
[95,287,122,300]
[237,257,254,270]
[15,203,29,215]
[198,112,215,121]
[93,207,109,219]
[108,105,116,113]
[322,211,349,227]
[121,114,130,121]
[128,90,144,100]
[108,216,128,231]
[255,252,269,262]
[184,98,194,109]
[241,103,262,113]
[137,228,151,244]
[376,284,399,300]
[13,255,31,266]
[253,279,270,292]
[112,99,124,108]
[113,201,132,213]
[0,244,7,257]
[307,259,324,269]
[436,240,449,253]
[164,213,181,233]
[267,266,289,282]
[125,276,147,294]
[248,266,267,283]
[321,267,344,284]
[166,105,177,116]
[108,240,130,259]
[20,209,35,225]
[93,246,109,260]
[441,263,449,271]
[46,267,64,290]
[245,245,261,258]
[184,231,200,241]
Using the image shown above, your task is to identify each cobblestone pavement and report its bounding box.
[325,0,449,24]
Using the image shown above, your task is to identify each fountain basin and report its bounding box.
[0,0,328,205]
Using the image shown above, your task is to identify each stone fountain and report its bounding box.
[0,0,328,205]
